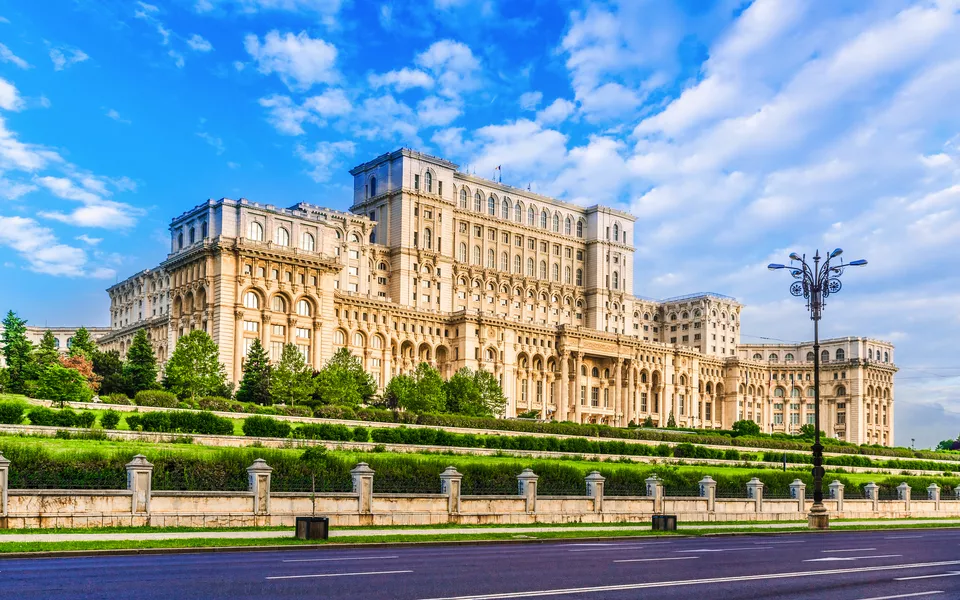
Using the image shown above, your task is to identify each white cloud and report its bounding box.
[195,0,342,17]
[76,234,102,245]
[536,98,575,126]
[415,40,481,98]
[0,216,91,277]
[187,34,213,52]
[378,4,392,29]
[36,176,100,203]
[244,30,338,91]
[519,91,542,111]
[368,68,433,92]
[168,50,185,68]
[302,88,351,117]
[0,43,30,69]
[417,96,461,127]
[0,77,23,111]
[49,47,89,71]
[295,140,354,182]
[259,94,311,135]
[0,178,36,200]
[196,131,225,154]
[353,95,420,143]
[40,202,140,229]
[105,108,131,124]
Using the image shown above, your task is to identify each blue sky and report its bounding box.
[1,0,959,447]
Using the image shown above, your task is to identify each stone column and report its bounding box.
[790,479,806,514]
[864,482,879,513]
[829,480,845,513]
[898,482,911,511]
[351,462,375,515]
[746,477,764,513]
[312,321,323,371]
[585,471,605,513]
[260,313,270,346]
[247,458,273,515]
[559,353,570,421]
[699,475,716,512]
[517,468,539,513]
[626,365,635,427]
[0,451,9,517]
[928,483,940,511]
[440,466,463,515]
[614,359,623,426]
[125,454,154,515]
[575,353,584,424]
[646,475,663,514]
[233,310,245,383]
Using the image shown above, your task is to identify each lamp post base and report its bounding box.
[808,503,829,530]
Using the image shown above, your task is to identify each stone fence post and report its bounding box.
[351,463,375,515]
[517,468,539,513]
[829,480,845,513]
[746,477,763,513]
[699,476,716,512]
[440,467,463,515]
[646,475,663,514]
[125,454,153,515]
[247,459,273,515]
[864,482,879,513]
[898,482,911,511]
[954,486,960,502]
[790,479,806,514]
[585,471,605,513]
[0,451,9,518]
[928,483,940,511]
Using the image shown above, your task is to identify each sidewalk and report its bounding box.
[3,519,960,543]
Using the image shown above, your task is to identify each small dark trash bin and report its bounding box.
[296,516,330,540]
[651,515,677,531]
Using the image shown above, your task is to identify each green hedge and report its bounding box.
[100,409,121,430]
[27,407,96,428]
[126,411,233,435]
[133,390,179,408]
[242,415,292,438]
[0,400,26,424]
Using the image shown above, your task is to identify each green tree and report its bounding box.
[444,368,481,415]
[235,337,271,405]
[798,424,825,440]
[388,362,446,413]
[643,415,655,428]
[36,363,93,406]
[123,329,159,395]
[666,412,677,428]
[67,327,98,360]
[1,310,33,394]
[936,437,960,451]
[312,348,376,407]
[271,344,314,406]
[35,331,60,368]
[473,368,507,417]
[383,373,415,410]
[162,330,227,401]
[732,419,762,437]
[92,349,125,396]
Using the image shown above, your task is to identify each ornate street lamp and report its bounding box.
[768,249,867,529]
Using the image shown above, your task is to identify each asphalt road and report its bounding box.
[5,530,960,599]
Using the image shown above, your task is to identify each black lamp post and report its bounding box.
[768,249,866,529]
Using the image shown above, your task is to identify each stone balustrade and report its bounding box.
[0,451,958,530]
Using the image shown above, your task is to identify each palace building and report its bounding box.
[98,148,897,446]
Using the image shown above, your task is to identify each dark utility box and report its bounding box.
[651,515,677,531]
[296,516,330,540]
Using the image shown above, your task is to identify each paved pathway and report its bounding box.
[2,519,959,543]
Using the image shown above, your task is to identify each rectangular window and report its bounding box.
[705,402,712,421]
[774,413,784,425]
[243,321,259,332]
[347,282,358,292]
[348,249,359,259]
[640,392,648,412]
[272,324,286,336]
[296,327,311,339]
[591,387,600,407]
[837,412,846,425]
[528,238,535,250]
[414,174,419,190]
[243,337,255,356]
[269,341,284,362]
[474,225,482,237]
[297,344,310,361]
[580,386,586,406]
[576,250,583,261]
[348,266,358,276]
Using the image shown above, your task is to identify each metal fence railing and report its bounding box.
[663,486,702,498]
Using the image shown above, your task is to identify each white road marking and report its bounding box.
[614,557,700,563]
[568,543,675,552]
[266,570,412,580]
[415,560,960,600]
[282,555,398,563]
[675,546,773,553]
[804,555,902,563]
[894,571,960,581]
[760,541,806,545]
[885,535,925,539]
[822,548,878,553]
[856,592,944,600]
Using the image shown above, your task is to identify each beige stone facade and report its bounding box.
[0,326,110,368]
[98,148,897,445]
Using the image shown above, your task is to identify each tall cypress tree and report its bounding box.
[123,329,158,395]
[35,330,60,368]
[67,327,97,360]
[1,310,33,394]
[236,337,271,405]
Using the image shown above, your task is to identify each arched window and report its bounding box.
[474,191,482,212]
[514,202,522,222]
[249,221,264,241]
[565,266,571,284]
[334,330,345,345]
[576,220,583,238]
[564,217,571,235]
[821,350,829,362]
[425,171,433,193]
[527,206,535,226]
[459,188,467,209]
[836,349,845,360]
[539,260,547,279]
[785,353,794,361]
[752,353,762,359]
[592,367,599,377]
[769,353,778,362]
[296,300,311,316]
[243,292,259,309]
[868,349,873,359]
[553,213,560,232]
[884,351,889,362]
[459,243,467,263]
[371,335,383,349]
[177,232,183,249]
[188,227,195,245]
[514,255,521,273]
[501,199,509,220]
[272,296,287,312]
[527,258,534,276]
[552,263,559,281]
[473,246,481,265]
[576,269,583,286]
[613,223,619,241]
[276,227,290,246]
[774,387,785,397]
[612,271,619,289]
[201,222,207,238]
[791,388,800,397]
[424,228,432,249]
[806,387,815,397]
[501,252,508,271]
[806,351,815,361]
[836,386,846,396]
[487,248,495,268]
[488,195,496,215]
[369,176,377,197]
[301,232,315,251]
[540,210,548,229]
[353,332,365,346]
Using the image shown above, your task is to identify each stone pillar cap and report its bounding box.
[125,454,154,469]
[928,483,941,490]
[247,458,273,473]
[645,475,662,482]
[585,471,605,482]
[790,479,806,486]
[350,462,375,475]
[829,480,845,488]
[698,476,716,484]
[0,451,9,466]
[517,468,539,480]
[864,482,879,488]
[897,482,911,489]
[747,477,763,485]
[440,466,463,478]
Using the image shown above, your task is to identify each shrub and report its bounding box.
[125,414,143,431]
[134,390,179,408]
[242,415,292,438]
[27,406,58,427]
[100,410,121,430]
[352,426,369,442]
[198,396,245,413]
[296,423,353,442]
[135,411,234,435]
[276,405,313,418]
[0,400,26,424]
[102,394,132,406]
[75,411,97,428]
